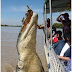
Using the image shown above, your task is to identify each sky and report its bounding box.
[1,0,71,25]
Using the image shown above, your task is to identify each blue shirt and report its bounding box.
[65,59,71,72]
[53,40,66,55]
[64,46,71,58]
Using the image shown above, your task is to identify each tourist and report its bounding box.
[53,33,71,56]
[49,30,62,44]
[37,18,56,39]
[37,18,50,38]
[56,13,71,35]
[59,34,71,57]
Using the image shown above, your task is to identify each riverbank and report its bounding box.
[1,24,21,27]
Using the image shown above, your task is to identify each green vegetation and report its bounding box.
[39,23,62,28]
[1,24,8,26]
[52,23,62,28]
[1,24,21,27]
[1,23,62,28]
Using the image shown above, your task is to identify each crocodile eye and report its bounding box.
[27,10,32,13]
[25,47,26,48]
[28,10,30,12]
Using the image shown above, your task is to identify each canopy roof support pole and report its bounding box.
[43,11,46,43]
[45,4,47,44]
[49,0,52,46]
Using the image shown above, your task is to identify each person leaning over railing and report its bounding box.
[55,34,71,72]
[59,34,71,58]
[49,30,62,44]
[53,33,71,57]
[53,37,66,55]
[37,18,50,38]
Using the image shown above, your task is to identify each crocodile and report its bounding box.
[16,6,44,72]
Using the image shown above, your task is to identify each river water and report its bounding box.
[1,26,48,72]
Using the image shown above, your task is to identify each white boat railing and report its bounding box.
[44,37,66,72]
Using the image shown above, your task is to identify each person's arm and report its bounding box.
[56,14,63,22]
[53,41,58,49]
[57,55,70,61]
[37,24,44,29]
[48,38,51,43]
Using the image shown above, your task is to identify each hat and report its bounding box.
[55,30,62,36]
[64,13,69,17]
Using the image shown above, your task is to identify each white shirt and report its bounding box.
[60,43,70,56]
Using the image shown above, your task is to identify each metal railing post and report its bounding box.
[49,0,52,46]
[45,4,47,45]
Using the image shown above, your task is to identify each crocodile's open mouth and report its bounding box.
[20,13,38,40]
[17,6,38,43]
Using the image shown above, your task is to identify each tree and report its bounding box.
[53,23,62,28]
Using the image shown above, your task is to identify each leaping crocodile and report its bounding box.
[16,5,44,72]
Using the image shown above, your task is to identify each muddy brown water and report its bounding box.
[1,27,48,72]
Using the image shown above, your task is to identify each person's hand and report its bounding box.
[60,17,62,21]
[61,14,64,16]
[58,14,63,18]
[57,55,61,58]
[37,24,40,27]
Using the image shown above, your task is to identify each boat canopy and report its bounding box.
[44,0,71,13]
